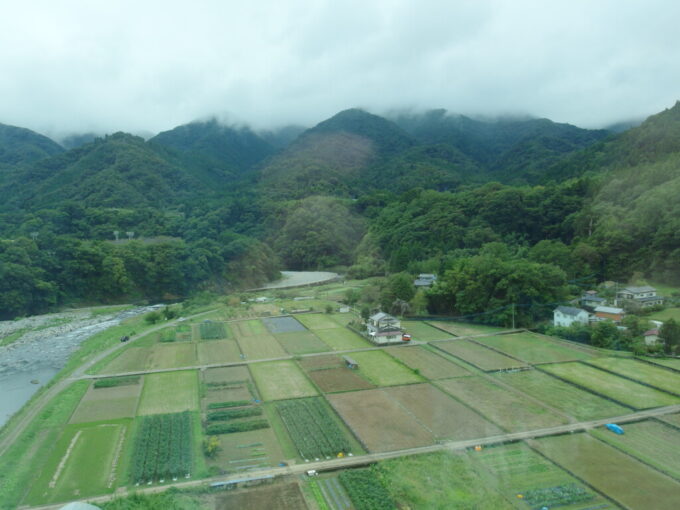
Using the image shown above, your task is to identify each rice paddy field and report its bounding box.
[469,442,611,510]
[385,345,472,379]
[237,333,288,360]
[541,362,680,409]
[274,331,330,354]
[433,339,528,371]
[401,320,453,341]
[475,332,594,364]
[313,327,370,350]
[24,420,130,505]
[644,357,680,370]
[197,340,242,364]
[436,376,567,432]
[591,420,680,480]
[586,357,680,395]
[493,369,630,420]
[136,371,199,415]
[250,360,318,401]
[347,350,424,386]
[295,313,342,330]
[534,433,680,510]
[428,321,505,337]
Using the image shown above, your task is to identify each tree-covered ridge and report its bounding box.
[0,122,64,166]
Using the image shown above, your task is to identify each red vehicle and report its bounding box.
[401,333,412,342]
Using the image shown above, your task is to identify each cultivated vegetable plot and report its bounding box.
[93,375,140,388]
[339,468,396,510]
[130,411,193,483]
[276,397,351,459]
[199,321,227,340]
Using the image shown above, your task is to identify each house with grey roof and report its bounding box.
[414,273,437,288]
[616,286,664,308]
[366,312,403,345]
[553,306,590,327]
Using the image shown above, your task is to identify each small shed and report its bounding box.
[644,328,660,346]
[343,355,359,369]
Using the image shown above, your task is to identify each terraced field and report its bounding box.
[535,433,680,510]
[586,357,680,395]
[591,420,680,480]
[493,369,630,420]
[476,332,593,363]
[645,357,680,370]
[437,376,566,432]
[542,362,680,409]
[433,339,527,371]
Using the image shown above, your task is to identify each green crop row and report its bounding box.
[206,420,269,435]
[130,412,193,483]
[206,407,262,421]
[276,397,351,460]
[93,376,140,388]
[206,400,251,409]
[339,468,396,510]
[523,483,593,509]
[199,321,226,340]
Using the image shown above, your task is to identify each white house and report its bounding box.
[643,328,661,346]
[616,286,664,308]
[414,273,437,288]
[553,306,590,327]
[366,312,402,345]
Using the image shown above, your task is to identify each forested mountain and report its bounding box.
[150,119,275,180]
[0,123,63,167]
[0,103,678,319]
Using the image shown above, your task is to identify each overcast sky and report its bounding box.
[1,0,678,138]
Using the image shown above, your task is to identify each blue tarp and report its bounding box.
[605,423,624,435]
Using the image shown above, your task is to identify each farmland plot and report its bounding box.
[644,357,680,370]
[402,321,452,341]
[662,413,680,427]
[99,347,150,374]
[137,371,199,415]
[470,443,608,510]
[232,319,268,337]
[70,382,142,423]
[308,367,374,393]
[275,331,330,354]
[216,482,308,510]
[237,333,287,360]
[129,412,193,483]
[314,327,370,350]
[250,361,318,401]
[203,365,250,384]
[428,321,504,337]
[433,339,527,371]
[349,350,423,386]
[437,377,566,432]
[386,345,472,379]
[591,420,680,480]
[385,384,501,440]
[535,433,680,510]
[276,397,354,459]
[494,370,629,420]
[25,421,129,505]
[476,332,593,363]
[586,357,680,395]
[146,343,197,370]
[542,362,680,409]
[197,340,242,364]
[299,354,345,371]
[328,389,433,452]
[262,316,306,334]
[209,428,285,474]
[199,321,228,340]
[295,313,341,330]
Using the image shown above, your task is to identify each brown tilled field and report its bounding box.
[299,354,345,371]
[308,367,374,392]
[384,383,501,440]
[328,389,434,452]
[69,382,141,423]
[215,482,308,510]
[386,346,472,379]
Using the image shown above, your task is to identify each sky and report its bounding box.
[1,0,679,139]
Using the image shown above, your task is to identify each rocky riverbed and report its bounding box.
[0,305,157,426]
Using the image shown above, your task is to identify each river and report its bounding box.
[0,306,155,427]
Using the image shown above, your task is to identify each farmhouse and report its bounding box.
[580,293,606,310]
[414,273,437,288]
[594,306,625,323]
[616,286,664,308]
[365,312,403,345]
[553,306,590,327]
[644,328,661,346]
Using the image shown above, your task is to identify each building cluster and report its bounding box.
[553,285,665,346]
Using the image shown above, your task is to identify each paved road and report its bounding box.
[0,309,218,458]
[24,403,680,510]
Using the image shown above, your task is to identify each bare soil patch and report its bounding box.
[215,482,308,510]
[299,354,344,371]
[308,367,374,393]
